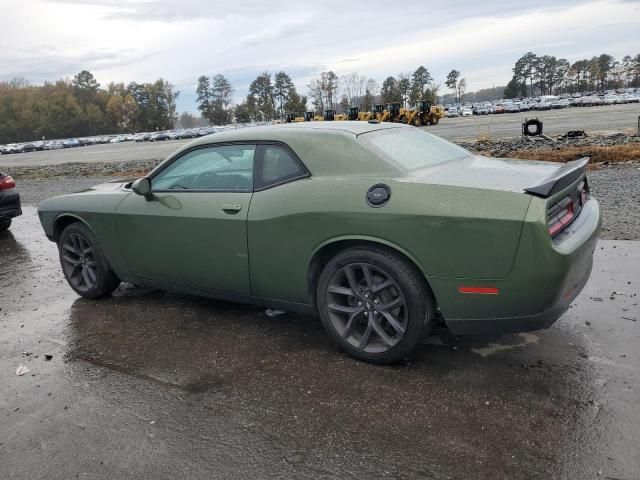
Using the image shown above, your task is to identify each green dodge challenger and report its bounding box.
[38,122,601,363]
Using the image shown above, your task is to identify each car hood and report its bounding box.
[404,155,565,194]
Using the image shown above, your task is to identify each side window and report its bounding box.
[256,145,307,189]
[152,145,255,191]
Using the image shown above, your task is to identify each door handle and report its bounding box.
[222,203,242,213]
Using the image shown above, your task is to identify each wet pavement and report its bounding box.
[1,209,639,479]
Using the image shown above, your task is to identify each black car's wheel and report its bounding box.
[58,222,120,298]
[317,247,434,364]
[0,218,11,232]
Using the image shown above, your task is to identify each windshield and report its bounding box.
[359,127,472,171]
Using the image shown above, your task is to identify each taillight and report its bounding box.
[548,196,575,237]
[0,175,16,190]
[547,178,590,238]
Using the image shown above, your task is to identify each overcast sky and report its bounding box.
[1,0,639,112]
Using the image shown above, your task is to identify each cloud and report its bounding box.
[2,0,640,113]
[0,46,164,83]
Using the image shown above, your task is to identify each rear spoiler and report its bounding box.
[524,157,589,198]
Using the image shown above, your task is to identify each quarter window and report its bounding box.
[256,145,307,189]
[152,145,255,191]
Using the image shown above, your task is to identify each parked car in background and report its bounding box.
[38,122,600,364]
[149,132,170,142]
[460,108,473,117]
[534,101,552,111]
[623,94,640,103]
[446,109,459,118]
[44,141,64,150]
[4,144,22,154]
[589,96,604,106]
[551,99,570,109]
[63,138,80,148]
[0,172,21,232]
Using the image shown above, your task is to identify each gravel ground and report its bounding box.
[14,164,640,241]
[458,132,640,158]
[589,165,640,240]
[16,176,115,206]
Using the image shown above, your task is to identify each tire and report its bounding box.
[429,114,440,125]
[317,246,434,364]
[58,222,120,298]
[411,116,421,127]
[523,119,543,136]
[0,218,11,232]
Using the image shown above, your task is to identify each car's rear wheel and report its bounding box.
[58,222,120,298]
[317,247,434,364]
[0,218,11,232]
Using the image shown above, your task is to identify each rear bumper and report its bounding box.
[0,190,22,219]
[445,251,593,335]
[432,198,601,335]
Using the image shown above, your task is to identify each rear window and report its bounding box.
[360,128,471,170]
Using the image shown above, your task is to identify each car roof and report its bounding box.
[158,122,409,178]
[188,121,405,147]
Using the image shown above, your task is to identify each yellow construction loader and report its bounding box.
[402,100,444,126]
[284,112,306,123]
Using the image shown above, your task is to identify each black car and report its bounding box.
[0,173,21,231]
[149,132,170,142]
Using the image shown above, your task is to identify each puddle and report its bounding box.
[471,332,540,357]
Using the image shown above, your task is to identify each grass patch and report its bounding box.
[505,143,640,165]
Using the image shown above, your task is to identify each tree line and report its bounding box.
[504,52,640,98]
[196,65,442,124]
[0,70,179,144]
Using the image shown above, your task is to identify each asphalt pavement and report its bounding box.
[434,103,640,141]
[1,209,638,479]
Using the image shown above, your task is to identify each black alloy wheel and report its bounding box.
[58,223,120,298]
[317,247,434,364]
[325,262,408,354]
[60,232,98,293]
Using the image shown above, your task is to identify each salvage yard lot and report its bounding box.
[1,103,639,169]
[435,102,640,141]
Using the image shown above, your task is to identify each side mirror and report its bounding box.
[131,177,152,198]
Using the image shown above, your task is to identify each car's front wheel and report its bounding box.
[0,218,11,232]
[317,247,434,364]
[58,222,120,298]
